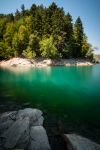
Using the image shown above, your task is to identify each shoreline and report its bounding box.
[0,57,94,68]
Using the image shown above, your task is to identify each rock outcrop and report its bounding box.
[0,57,93,68]
[0,108,51,150]
[28,126,51,150]
[64,134,100,150]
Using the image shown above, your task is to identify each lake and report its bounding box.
[0,64,100,143]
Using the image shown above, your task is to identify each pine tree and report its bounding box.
[74,17,84,57]
[15,9,20,21]
[30,4,37,16]
[21,4,25,17]
[63,13,74,58]
[65,13,73,41]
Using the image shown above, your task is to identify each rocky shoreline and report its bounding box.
[0,108,100,150]
[0,57,93,68]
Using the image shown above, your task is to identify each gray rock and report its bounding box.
[32,116,44,126]
[64,134,100,150]
[2,117,30,149]
[0,111,17,124]
[0,111,17,135]
[0,108,47,150]
[16,108,42,124]
[0,119,14,135]
[16,124,30,149]
[28,126,51,150]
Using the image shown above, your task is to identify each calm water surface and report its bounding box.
[0,65,100,137]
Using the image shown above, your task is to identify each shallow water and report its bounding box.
[0,65,100,141]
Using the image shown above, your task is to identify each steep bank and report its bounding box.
[0,57,93,68]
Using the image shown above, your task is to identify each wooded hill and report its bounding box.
[0,2,94,60]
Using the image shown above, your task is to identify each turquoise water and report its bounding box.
[0,65,100,128]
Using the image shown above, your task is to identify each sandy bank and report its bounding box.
[0,57,93,68]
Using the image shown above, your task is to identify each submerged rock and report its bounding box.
[64,134,100,150]
[0,111,17,135]
[28,126,51,150]
[0,108,51,150]
[0,111,17,124]
[2,117,30,149]
[16,108,43,124]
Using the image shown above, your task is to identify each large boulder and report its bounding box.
[64,134,100,150]
[0,111,17,124]
[0,111,17,135]
[28,126,51,150]
[2,117,30,149]
[0,108,50,150]
[16,108,43,126]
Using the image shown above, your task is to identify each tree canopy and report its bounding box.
[0,2,94,60]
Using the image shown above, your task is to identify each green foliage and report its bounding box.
[21,4,25,17]
[63,42,73,58]
[0,42,6,59]
[4,23,16,46]
[82,35,89,57]
[85,44,94,60]
[28,34,40,55]
[0,2,93,60]
[7,13,14,22]
[40,36,57,58]
[24,16,33,34]
[17,25,28,55]
[23,48,36,59]
[15,9,20,21]
[0,18,7,40]
[12,32,19,57]
[65,13,73,41]
[74,17,84,57]
[0,42,14,59]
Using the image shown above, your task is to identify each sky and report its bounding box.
[0,0,100,54]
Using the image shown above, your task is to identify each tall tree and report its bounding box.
[0,18,7,40]
[28,34,40,55]
[12,25,28,56]
[30,4,37,16]
[4,23,16,47]
[21,4,25,16]
[65,13,73,41]
[74,17,84,57]
[63,13,74,58]
[15,9,20,21]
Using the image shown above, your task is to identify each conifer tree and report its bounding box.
[21,4,25,16]
[74,17,84,57]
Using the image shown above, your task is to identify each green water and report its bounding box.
[0,65,100,129]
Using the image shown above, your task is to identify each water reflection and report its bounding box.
[0,66,32,74]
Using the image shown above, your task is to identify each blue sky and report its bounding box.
[0,0,100,54]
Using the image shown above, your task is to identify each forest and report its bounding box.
[0,2,93,60]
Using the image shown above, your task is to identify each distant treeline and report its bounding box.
[0,2,94,60]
